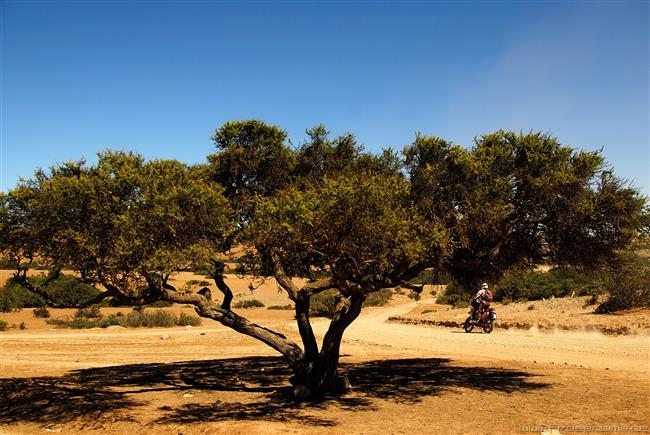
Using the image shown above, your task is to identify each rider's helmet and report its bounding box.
[481,283,488,289]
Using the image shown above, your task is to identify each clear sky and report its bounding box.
[1,1,648,195]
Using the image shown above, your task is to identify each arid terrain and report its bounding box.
[1,272,649,434]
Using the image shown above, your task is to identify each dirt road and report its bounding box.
[1,300,649,434]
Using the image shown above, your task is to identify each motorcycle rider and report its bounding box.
[471,283,493,320]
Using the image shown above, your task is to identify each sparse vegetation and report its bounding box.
[267,304,294,310]
[366,288,393,306]
[74,306,102,319]
[185,279,211,287]
[407,290,421,301]
[596,253,650,313]
[493,268,600,302]
[45,309,201,329]
[0,319,7,331]
[32,305,51,318]
[233,299,265,309]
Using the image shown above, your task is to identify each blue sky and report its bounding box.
[1,1,649,195]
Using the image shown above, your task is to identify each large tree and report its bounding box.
[404,130,649,291]
[247,171,449,395]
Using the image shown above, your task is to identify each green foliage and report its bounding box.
[46,309,201,328]
[178,312,202,326]
[493,268,600,301]
[596,254,650,313]
[250,171,450,281]
[0,151,233,303]
[0,319,7,331]
[208,120,295,223]
[74,306,102,319]
[32,305,51,318]
[267,304,294,310]
[365,288,393,307]
[41,276,102,307]
[405,131,648,289]
[0,281,45,312]
[309,290,341,318]
[233,299,265,308]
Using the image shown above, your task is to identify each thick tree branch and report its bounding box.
[209,259,233,310]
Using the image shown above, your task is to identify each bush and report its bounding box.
[74,307,102,319]
[0,281,45,312]
[19,321,26,330]
[309,289,340,318]
[493,268,600,302]
[42,276,103,306]
[407,291,421,301]
[33,305,51,318]
[596,254,650,313]
[178,312,202,326]
[436,292,463,306]
[267,304,294,310]
[45,309,202,329]
[233,299,265,309]
[365,288,393,307]
[0,319,7,331]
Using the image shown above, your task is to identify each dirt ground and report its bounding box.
[1,274,649,434]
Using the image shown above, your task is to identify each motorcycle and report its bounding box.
[463,306,497,333]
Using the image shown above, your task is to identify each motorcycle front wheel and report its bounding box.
[482,319,494,334]
[463,317,474,333]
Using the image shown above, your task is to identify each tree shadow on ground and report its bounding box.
[0,356,548,427]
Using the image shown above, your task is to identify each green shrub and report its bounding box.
[436,292,462,306]
[74,307,102,319]
[267,304,294,310]
[0,281,45,312]
[493,268,600,302]
[45,309,202,328]
[33,305,51,318]
[178,312,202,326]
[407,291,421,301]
[0,319,7,331]
[596,254,650,313]
[41,276,103,307]
[309,289,340,318]
[233,299,265,309]
[365,288,393,306]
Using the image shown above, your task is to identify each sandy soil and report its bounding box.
[395,297,650,334]
[1,276,649,434]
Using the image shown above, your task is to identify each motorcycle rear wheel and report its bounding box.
[463,317,474,333]
[482,319,494,334]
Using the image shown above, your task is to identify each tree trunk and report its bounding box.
[290,293,365,397]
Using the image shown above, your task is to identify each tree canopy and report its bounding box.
[404,130,648,290]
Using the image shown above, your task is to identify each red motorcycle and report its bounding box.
[463,306,496,333]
